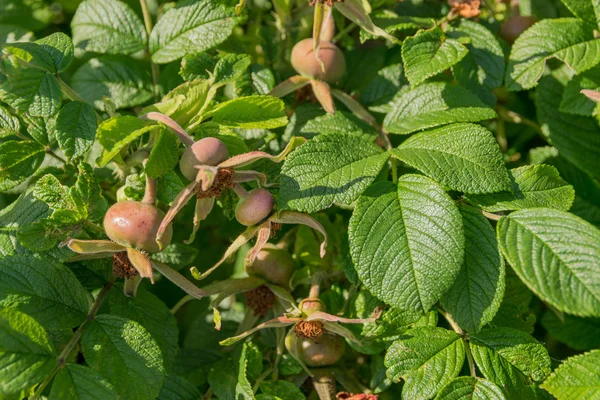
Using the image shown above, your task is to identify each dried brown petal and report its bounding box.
[244,285,276,316]
[113,251,139,279]
[448,0,481,18]
[336,393,378,400]
[295,320,325,338]
[196,168,234,199]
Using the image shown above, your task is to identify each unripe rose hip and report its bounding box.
[235,188,275,226]
[104,201,173,253]
[285,331,345,367]
[291,38,346,83]
[179,137,229,181]
[246,247,296,287]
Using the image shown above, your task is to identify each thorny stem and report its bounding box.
[437,306,477,377]
[139,0,160,101]
[32,279,115,399]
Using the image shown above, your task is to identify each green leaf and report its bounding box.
[81,315,165,400]
[108,288,179,370]
[497,208,600,317]
[0,64,61,117]
[49,364,118,400]
[385,327,465,399]
[158,374,201,400]
[489,269,536,334]
[392,123,511,194]
[96,116,157,166]
[5,32,73,73]
[296,111,377,138]
[208,343,256,400]
[558,0,600,27]
[359,63,405,108]
[33,174,78,211]
[348,177,464,315]
[0,308,56,399]
[0,103,21,138]
[70,57,154,111]
[536,75,600,179]
[450,20,505,106]
[71,0,147,55]
[465,165,575,212]
[213,53,252,87]
[196,123,249,156]
[435,377,506,400]
[0,255,92,330]
[0,140,45,191]
[180,52,217,81]
[506,18,600,91]
[54,101,98,161]
[541,312,600,351]
[441,205,505,333]
[0,0,53,31]
[260,381,305,400]
[559,66,600,116]
[18,209,82,251]
[401,28,468,86]
[71,163,109,221]
[469,328,551,397]
[279,134,388,212]
[541,350,600,399]
[383,83,497,135]
[205,95,288,129]
[146,129,180,179]
[149,0,242,64]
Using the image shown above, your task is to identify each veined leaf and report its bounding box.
[50,364,118,400]
[465,164,575,212]
[392,123,511,194]
[0,308,56,399]
[81,315,165,400]
[541,312,600,351]
[71,163,109,222]
[0,255,92,330]
[558,0,600,28]
[435,377,506,400]
[0,63,61,117]
[146,129,180,179]
[158,374,201,400]
[441,205,505,334]
[348,177,464,315]
[71,0,147,55]
[0,103,20,138]
[279,134,389,212]
[560,66,600,116]
[469,328,551,397]
[383,83,497,135]
[505,18,600,91]
[497,208,600,317]
[5,32,73,73]
[0,140,45,191]
[537,75,600,179]
[205,95,288,129]
[385,327,465,400]
[213,53,252,87]
[149,0,242,64]
[71,57,154,111]
[260,381,305,400]
[541,350,600,399]
[450,20,505,106]
[401,28,468,86]
[54,101,98,161]
[96,116,157,166]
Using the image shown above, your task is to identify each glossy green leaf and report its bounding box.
[49,364,118,400]
[402,28,468,86]
[213,53,252,87]
[392,123,511,194]
[146,129,180,179]
[0,65,61,117]
[541,312,600,351]
[435,377,506,400]
[0,104,20,138]
[205,95,287,129]
[0,308,56,399]
[0,140,45,191]
[383,83,497,135]
[541,350,600,400]
[54,101,98,161]
[81,315,165,400]
[497,208,600,317]
[441,205,505,333]
[466,165,575,212]
[349,177,464,314]
[149,0,241,64]
[96,116,157,166]
[559,66,600,116]
[279,134,388,212]
[506,19,600,91]
[71,0,147,55]
[70,57,154,111]
[385,327,465,399]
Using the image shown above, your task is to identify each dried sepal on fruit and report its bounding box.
[141,111,306,247]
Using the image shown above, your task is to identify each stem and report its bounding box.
[142,174,157,204]
[464,338,477,377]
[481,210,502,221]
[252,367,274,393]
[170,294,193,314]
[436,305,477,377]
[140,112,195,147]
[232,183,249,199]
[272,327,286,381]
[496,105,544,135]
[496,117,507,152]
[139,0,159,101]
[45,147,66,164]
[84,220,106,236]
[308,274,321,299]
[332,22,356,43]
[391,158,398,184]
[32,279,115,399]
[436,306,463,335]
